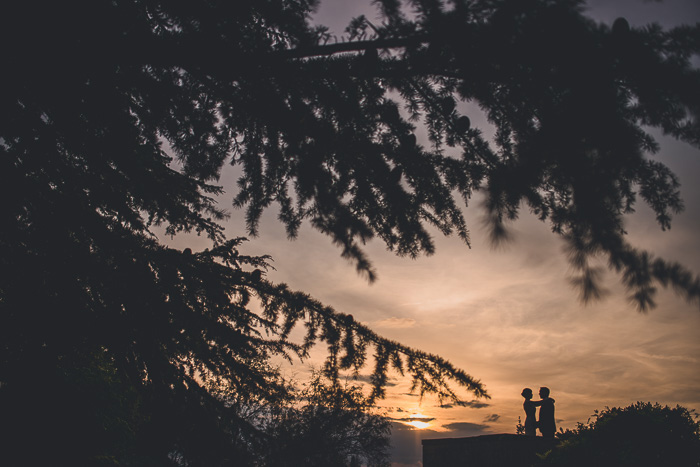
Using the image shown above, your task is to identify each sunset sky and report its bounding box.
[166,1,700,465]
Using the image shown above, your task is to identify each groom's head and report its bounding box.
[539,387,550,398]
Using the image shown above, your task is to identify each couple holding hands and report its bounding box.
[521,387,556,438]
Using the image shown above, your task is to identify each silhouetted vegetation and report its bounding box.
[539,402,700,466]
[254,372,391,466]
[2,0,699,464]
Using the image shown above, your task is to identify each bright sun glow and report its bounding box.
[407,420,431,429]
[405,413,431,429]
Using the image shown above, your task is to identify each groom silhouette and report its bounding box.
[538,387,556,438]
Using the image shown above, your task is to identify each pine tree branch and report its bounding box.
[277,35,429,59]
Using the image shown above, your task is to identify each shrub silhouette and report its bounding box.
[541,402,700,466]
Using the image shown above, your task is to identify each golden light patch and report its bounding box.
[405,413,432,429]
[406,419,431,429]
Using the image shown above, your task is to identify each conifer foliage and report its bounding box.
[1,0,699,464]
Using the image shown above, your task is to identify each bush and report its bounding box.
[540,402,700,466]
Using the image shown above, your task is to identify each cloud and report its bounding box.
[391,416,437,423]
[375,317,417,328]
[634,351,698,364]
[438,400,491,409]
[483,414,501,423]
[442,422,492,436]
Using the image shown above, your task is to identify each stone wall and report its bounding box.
[422,434,556,467]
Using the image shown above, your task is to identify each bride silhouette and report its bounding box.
[521,388,537,436]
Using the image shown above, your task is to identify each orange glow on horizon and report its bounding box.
[405,413,432,429]
[406,420,431,429]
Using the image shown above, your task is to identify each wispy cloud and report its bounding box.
[391,416,437,423]
[375,317,417,328]
[438,400,491,409]
[442,421,492,435]
[633,351,698,364]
